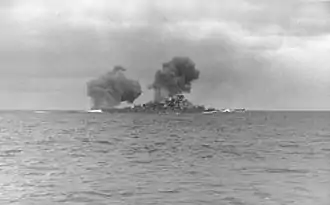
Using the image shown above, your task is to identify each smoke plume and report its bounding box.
[87,66,142,109]
[149,57,200,102]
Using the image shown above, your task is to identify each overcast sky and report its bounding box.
[1,0,330,110]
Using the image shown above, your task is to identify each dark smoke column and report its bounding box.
[149,57,200,102]
[87,66,142,109]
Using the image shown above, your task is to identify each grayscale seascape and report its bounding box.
[2,0,330,204]
[0,111,329,205]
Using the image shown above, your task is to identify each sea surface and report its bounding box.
[0,111,329,205]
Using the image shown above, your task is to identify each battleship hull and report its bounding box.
[99,106,207,114]
[91,95,244,114]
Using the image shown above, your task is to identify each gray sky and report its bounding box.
[1,0,330,110]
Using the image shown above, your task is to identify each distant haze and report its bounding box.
[1,0,330,110]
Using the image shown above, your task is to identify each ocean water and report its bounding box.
[0,111,329,205]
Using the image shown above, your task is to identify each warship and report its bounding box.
[88,94,247,114]
[95,94,217,114]
[86,57,246,115]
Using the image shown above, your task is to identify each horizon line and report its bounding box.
[0,109,330,112]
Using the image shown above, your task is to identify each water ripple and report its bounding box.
[0,112,328,204]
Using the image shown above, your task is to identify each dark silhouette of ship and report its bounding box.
[98,94,208,114]
[90,94,246,114]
